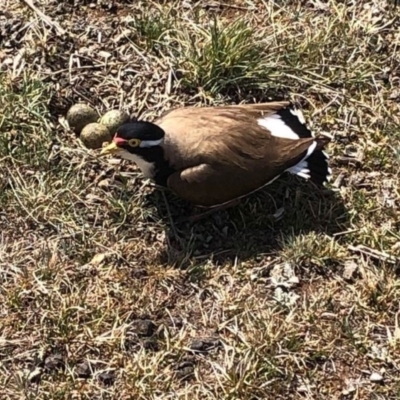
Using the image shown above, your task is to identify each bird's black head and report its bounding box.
[100,120,173,185]
[101,121,165,155]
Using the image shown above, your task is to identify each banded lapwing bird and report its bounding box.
[101,101,331,218]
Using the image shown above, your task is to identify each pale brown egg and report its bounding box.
[100,110,130,135]
[80,123,112,149]
[66,103,99,134]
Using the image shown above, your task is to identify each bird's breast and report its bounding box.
[119,150,156,179]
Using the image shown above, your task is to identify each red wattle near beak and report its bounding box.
[113,136,126,146]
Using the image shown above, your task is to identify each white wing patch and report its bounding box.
[257,115,299,140]
[305,141,317,158]
[288,160,311,179]
[286,141,317,179]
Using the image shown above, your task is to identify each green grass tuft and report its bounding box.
[176,18,268,95]
[0,72,52,166]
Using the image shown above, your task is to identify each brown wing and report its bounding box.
[155,101,297,171]
[156,102,325,206]
[167,138,316,207]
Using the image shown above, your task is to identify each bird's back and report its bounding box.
[155,102,314,173]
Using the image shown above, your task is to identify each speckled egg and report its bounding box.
[80,123,112,149]
[100,110,130,135]
[66,103,99,134]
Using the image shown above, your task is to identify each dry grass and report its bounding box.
[1,0,400,398]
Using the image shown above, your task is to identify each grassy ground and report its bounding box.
[1,0,400,398]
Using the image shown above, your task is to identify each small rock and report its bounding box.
[85,193,103,203]
[391,242,400,252]
[336,144,364,166]
[345,144,363,159]
[370,372,383,383]
[130,319,156,337]
[123,333,139,351]
[189,337,220,353]
[164,316,183,328]
[297,385,309,393]
[368,345,389,362]
[98,50,112,59]
[2,57,13,66]
[124,334,159,352]
[44,354,64,371]
[287,276,300,285]
[342,378,359,395]
[131,268,149,279]
[274,287,300,306]
[342,385,356,395]
[389,89,400,100]
[250,272,258,281]
[75,361,93,378]
[98,371,116,386]
[142,338,159,351]
[190,340,205,352]
[98,179,110,188]
[270,262,299,289]
[343,260,359,281]
[90,253,108,266]
[175,361,194,380]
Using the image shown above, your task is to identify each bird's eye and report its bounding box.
[127,139,141,147]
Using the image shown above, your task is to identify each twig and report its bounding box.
[219,2,250,10]
[42,63,121,77]
[348,245,398,264]
[21,0,67,36]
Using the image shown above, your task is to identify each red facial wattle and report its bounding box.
[113,135,126,146]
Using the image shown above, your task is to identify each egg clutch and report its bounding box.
[66,103,129,149]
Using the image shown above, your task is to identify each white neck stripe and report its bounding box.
[139,139,163,148]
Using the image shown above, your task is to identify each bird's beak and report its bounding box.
[100,141,119,155]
